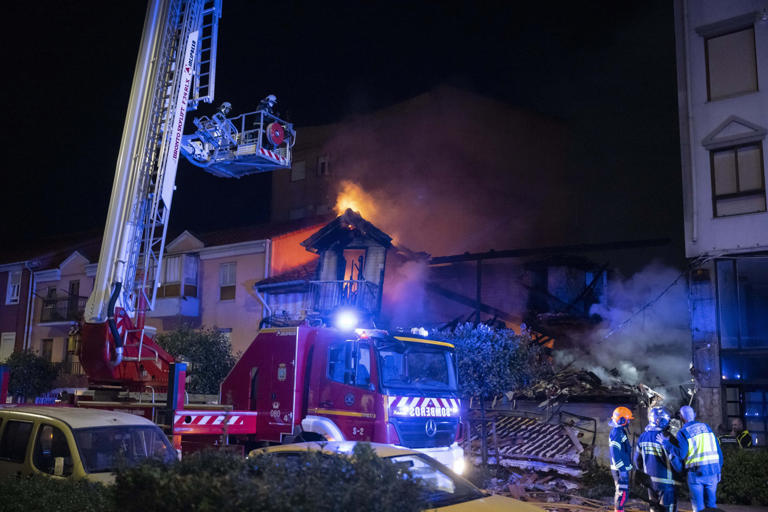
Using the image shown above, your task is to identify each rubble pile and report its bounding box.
[524,368,664,408]
[466,412,584,493]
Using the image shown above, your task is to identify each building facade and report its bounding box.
[0,264,34,363]
[675,0,768,442]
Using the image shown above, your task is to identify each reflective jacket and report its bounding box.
[736,429,753,448]
[633,426,680,487]
[610,426,633,472]
[664,420,723,478]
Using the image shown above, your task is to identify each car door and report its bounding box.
[319,340,378,441]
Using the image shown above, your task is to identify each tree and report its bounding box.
[155,326,237,394]
[439,323,552,464]
[6,351,59,402]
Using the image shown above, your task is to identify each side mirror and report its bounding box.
[54,457,64,477]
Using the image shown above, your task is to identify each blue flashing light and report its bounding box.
[334,309,359,331]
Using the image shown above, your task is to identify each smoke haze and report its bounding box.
[323,87,576,256]
[555,261,691,402]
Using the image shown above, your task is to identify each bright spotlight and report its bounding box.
[335,310,359,331]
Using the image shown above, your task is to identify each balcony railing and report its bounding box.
[40,295,87,323]
[309,280,380,315]
[53,360,84,376]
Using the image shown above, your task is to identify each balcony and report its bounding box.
[40,295,87,324]
[309,280,380,315]
[53,360,85,376]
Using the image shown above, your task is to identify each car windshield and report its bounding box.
[73,426,175,473]
[388,454,483,506]
[378,343,457,392]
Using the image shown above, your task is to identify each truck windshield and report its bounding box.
[378,343,457,392]
[73,426,176,473]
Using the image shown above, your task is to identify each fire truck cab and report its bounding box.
[221,326,465,473]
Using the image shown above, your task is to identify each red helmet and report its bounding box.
[611,406,634,427]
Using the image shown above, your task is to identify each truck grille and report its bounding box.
[392,417,458,449]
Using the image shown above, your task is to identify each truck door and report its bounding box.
[318,340,377,441]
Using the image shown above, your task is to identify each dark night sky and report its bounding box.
[3,1,682,264]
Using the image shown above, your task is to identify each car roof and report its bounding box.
[258,441,421,458]
[0,406,158,430]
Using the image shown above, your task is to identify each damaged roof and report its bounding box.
[301,209,392,253]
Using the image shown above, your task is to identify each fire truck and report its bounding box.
[1,0,465,473]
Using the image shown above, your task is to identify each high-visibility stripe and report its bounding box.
[650,476,678,485]
[310,408,376,419]
[393,336,455,348]
[610,441,622,449]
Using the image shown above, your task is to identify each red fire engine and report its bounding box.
[1,0,466,472]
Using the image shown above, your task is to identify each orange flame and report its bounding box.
[334,180,379,220]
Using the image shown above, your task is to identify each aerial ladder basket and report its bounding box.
[181,105,296,178]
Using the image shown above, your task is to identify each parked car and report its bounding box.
[250,442,545,511]
[0,406,175,483]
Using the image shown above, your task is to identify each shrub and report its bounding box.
[155,326,237,394]
[719,449,768,506]
[114,444,427,512]
[0,474,112,512]
[6,351,59,401]
[439,323,551,404]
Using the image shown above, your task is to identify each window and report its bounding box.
[290,160,306,182]
[744,389,767,446]
[219,262,236,301]
[706,27,758,101]
[5,270,21,305]
[33,424,73,476]
[157,255,198,298]
[41,339,53,362]
[317,155,330,177]
[327,342,371,388]
[0,333,16,362]
[0,420,33,463]
[710,143,766,217]
[717,258,768,350]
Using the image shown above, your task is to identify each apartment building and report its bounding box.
[675,0,768,442]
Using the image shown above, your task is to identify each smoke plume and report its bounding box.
[556,261,691,403]
[323,86,575,256]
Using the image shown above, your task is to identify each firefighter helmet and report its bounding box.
[610,406,634,427]
[648,407,671,429]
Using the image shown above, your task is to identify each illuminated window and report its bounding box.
[5,271,21,305]
[706,27,757,101]
[710,143,766,217]
[219,262,236,301]
[157,255,198,298]
[717,258,768,350]
[291,160,306,182]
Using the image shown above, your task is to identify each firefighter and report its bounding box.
[729,418,753,449]
[635,407,679,512]
[258,94,278,115]
[658,405,723,512]
[609,406,634,512]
